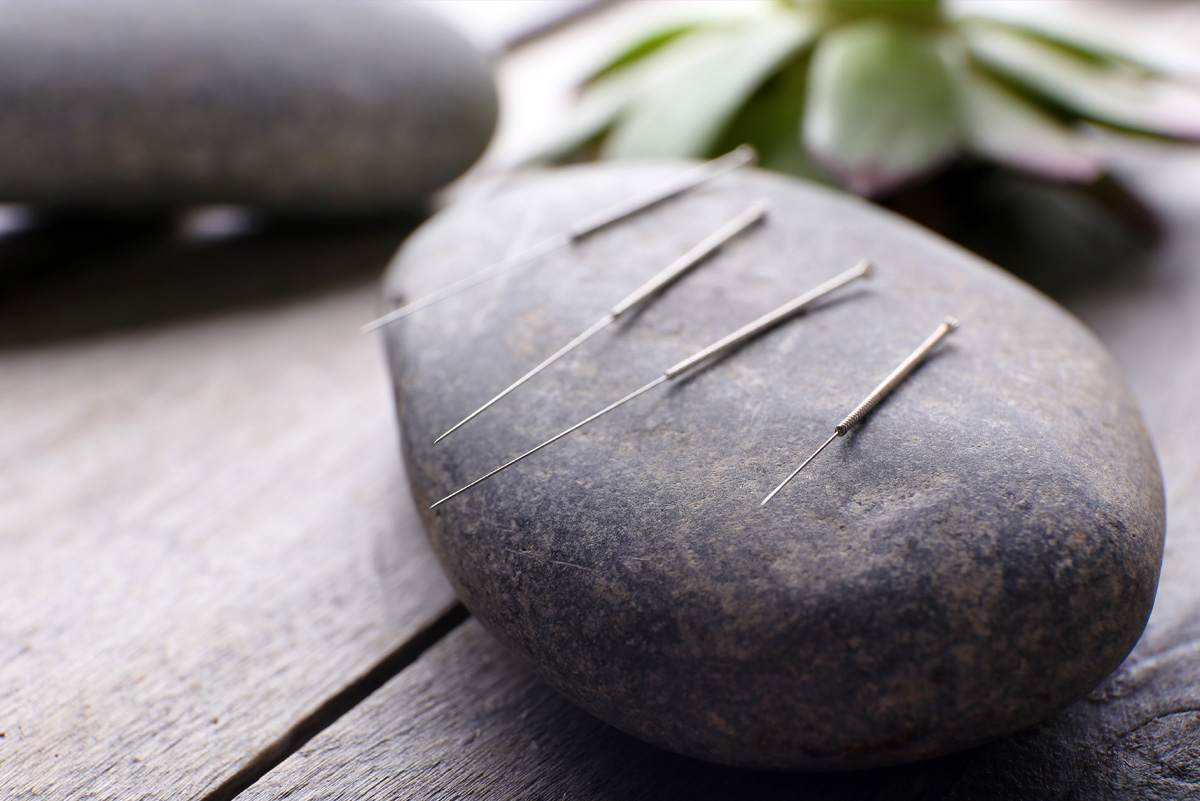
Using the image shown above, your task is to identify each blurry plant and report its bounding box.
[548,0,1200,291]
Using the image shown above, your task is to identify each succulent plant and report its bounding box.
[550,0,1200,200]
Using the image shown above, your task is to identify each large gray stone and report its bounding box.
[0,1,496,211]
[382,163,1166,770]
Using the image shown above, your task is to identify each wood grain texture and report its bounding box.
[0,221,457,800]
[243,618,975,801]
[245,143,1200,799]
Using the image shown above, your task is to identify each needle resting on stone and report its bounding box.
[761,316,960,506]
[361,145,757,333]
[431,258,873,508]
[434,199,771,444]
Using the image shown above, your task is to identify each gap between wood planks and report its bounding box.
[201,601,470,801]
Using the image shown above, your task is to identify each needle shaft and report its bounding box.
[361,235,566,332]
[431,260,873,508]
[362,146,757,333]
[435,313,615,444]
[760,432,837,506]
[434,199,769,444]
[761,316,960,506]
[430,376,667,508]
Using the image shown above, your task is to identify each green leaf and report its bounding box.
[542,71,639,162]
[545,28,721,162]
[823,0,943,26]
[962,20,1200,141]
[958,8,1197,78]
[712,51,824,181]
[583,22,702,85]
[804,19,962,195]
[603,15,820,159]
[958,66,1100,183]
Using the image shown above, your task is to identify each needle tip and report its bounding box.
[944,315,961,330]
[361,308,405,333]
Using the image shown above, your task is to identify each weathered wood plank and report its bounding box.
[243,147,1200,799]
[0,221,458,800]
[243,618,973,801]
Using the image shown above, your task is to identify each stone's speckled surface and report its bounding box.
[383,164,1166,771]
[0,1,495,211]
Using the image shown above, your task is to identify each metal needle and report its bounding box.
[760,316,960,506]
[361,145,757,333]
[434,199,771,444]
[431,258,873,508]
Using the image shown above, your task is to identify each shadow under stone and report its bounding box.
[0,206,421,348]
[883,161,1159,303]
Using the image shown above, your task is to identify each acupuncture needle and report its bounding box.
[435,199,771,444]
[430,258,873,508]
[361,145,758,333]
[760,316,960,506]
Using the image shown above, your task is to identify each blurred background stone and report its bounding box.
[0,1,497,213]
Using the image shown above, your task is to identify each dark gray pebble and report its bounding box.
[0,1,496,211]
[383,162,1165,770]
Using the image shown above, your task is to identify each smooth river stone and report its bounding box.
[0,1,495,211]
[383,163,1165,771]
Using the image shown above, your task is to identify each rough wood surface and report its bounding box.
[0,219,457,800]
[245,144,1200,799]
[241,618,964,801]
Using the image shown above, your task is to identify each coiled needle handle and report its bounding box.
[361,146,757,332]
[761,316,960,506]
[430,259,872,508]
[567,145,756,240]
[434,199,770,444]
[664,258,872,378]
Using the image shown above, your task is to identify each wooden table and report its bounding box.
[1,144,1198,801]
[5,4,1200,798]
